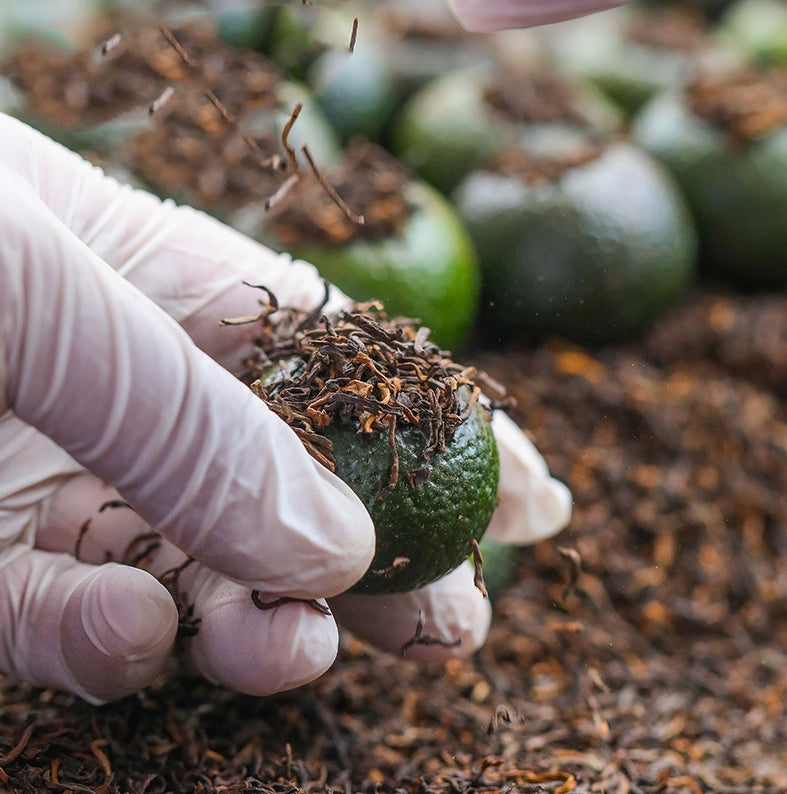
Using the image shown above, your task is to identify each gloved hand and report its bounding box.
[0,112,571,704]
[447,0,626,31]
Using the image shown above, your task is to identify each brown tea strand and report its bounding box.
[349,18,359,53]
[73,517,91,563]
[370,556,411,578]
[220,282,279,326]
[471,539,488,598]
[0,717,36,766]
[73,500,132,561]
[400,611,462,656]
[557,546,583,603]
[301,144,366,227]
[158,26,197,68]
[157,558,201,638]
[122,531,162,568]
[281,102,302,171]
[250,591,332,616]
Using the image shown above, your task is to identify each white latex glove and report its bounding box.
[0,113,570,703]
[447,0,626,31]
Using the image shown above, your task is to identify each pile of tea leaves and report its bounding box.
[687,66,787,141]
[483,70,587,126]
[2,29,165,128]
[1,23,301,217]
[240,293,484,480]
[268,141,412,247]
[624,5,710,52]
[2,22,278,130]
[491,144,603,186]
[1,288,785,794]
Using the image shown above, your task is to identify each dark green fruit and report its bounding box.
[252,308,500,595]
[632,70,787,289]
[454,142,698,345]
[309,43,399,144]
[323,389,499,594]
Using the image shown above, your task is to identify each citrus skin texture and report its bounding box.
[290,180,481,352]
[454,143,697,345]
[322,397,499,595]
[633,90,787,289]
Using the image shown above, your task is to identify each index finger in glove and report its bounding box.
[0,168,374,599]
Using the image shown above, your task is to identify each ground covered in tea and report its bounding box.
[0,286,785,793]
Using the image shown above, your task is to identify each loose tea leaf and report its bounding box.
[400,611,462,656]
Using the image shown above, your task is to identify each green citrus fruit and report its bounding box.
[263,2,328,81]
[253,309,500,595]
[720,0,787,65]
[291,179,481,352]
[323,387,499,594]
[258,142,482,353]
[216,6,279,52]
[454,142,698,345]
[309,42,399,145]
[632,70,787,289]
[545,5,739,115]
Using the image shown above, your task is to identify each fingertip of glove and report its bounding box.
[486,476,573,545]
[317,481,377,597]
[188,580,339,695]
[489,409,573,545]
[273,460,377,599]
[331,562,492,662]
[547,478,573,534]
[63,564,178,703]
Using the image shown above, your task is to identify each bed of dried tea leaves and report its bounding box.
[0,287,785,794]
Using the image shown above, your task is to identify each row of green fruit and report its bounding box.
[3,0,786,353]
[223,0,786,349]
